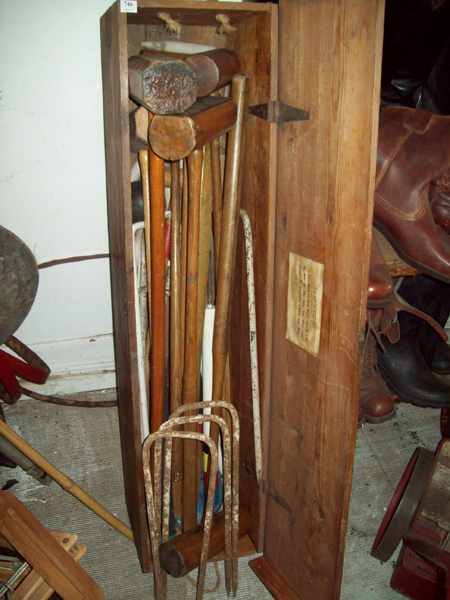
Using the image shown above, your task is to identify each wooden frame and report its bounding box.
[101,0,277,571]
[249,1,386,599]
[101,0,385,597]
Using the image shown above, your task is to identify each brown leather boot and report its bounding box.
[359,321,396,424]
[431,170,450,234]
[366,231,448,344]
[375,106,450,283]
[368,233,394,307]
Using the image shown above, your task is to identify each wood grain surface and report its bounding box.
[259,1,385,598]
[100,2,152,570]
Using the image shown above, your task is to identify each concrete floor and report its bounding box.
[0,394,441,599]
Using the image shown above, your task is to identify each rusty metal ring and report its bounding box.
[371,447,434,562]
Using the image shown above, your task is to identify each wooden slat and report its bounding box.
[257,1,386,599]
[128,1,269,27]
[228,8,278,553]
[0,493,103,600]
[100,2,152,571]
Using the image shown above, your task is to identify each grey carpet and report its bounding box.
[0,394,441,598]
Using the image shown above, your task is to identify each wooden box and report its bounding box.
[100,1,385,598]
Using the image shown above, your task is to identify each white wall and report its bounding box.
[0,0,116,391]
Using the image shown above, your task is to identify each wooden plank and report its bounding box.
[0,493,103,600]
[100,2,152,571]
[228,7,278,552]
[128,1,269,27]
[257,1,386,599]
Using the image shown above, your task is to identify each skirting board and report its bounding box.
[14,333,116,395]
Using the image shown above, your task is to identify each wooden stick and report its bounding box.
[128,55,197,115]
[149,149,166,432]
[211,138,223,267]
[137,151,152,311]
[170,161,189,533]
[212,75,247,404]
[181,149,203,531]
[149,98,237,161]
[170,161,184,532]
[0,421,133,541]
[129,106,150,152]
[197,147,213,361]
[180,160,189,361]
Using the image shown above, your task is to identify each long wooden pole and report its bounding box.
[211,138,223,269]
[0,419,133,541]
[212,75,247,404]
[170,161,184,532]
[137,149,152,411]
[149,149,166,432]
[181,148,203,531]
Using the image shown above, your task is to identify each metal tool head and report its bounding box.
[0,226,38,345]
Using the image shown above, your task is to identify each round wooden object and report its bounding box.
[186,49,240,97]
[149,98,236,161]
[129,55,197,115]
[371,447,434,561]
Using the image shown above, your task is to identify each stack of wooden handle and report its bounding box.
[129,47,252,597]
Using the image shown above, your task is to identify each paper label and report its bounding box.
[120,0,137,13]
[286,253,324,356]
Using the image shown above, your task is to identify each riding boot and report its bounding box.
[398,275,450,374]
[359,320,396,423]
[375,106,450,284]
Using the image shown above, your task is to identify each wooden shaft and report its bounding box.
[160,508,251,578]
[197,147,213,359]
[150,149,166,432]
[186,49,240,97]
[129,106,150,152]
[212,75,247,404]
[180,160,189,362]
[0,421,133,541]
[211,138,223,269]
[137,149,152,315]
[149,97,237,161]
[182,149,203,531]
[170,161,184,531]
[128,54,197,115]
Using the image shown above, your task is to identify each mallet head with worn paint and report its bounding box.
[128,55,197,115]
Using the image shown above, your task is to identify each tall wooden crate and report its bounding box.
[100,1,385,598]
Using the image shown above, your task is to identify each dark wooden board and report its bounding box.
[100,2,152,571]
[255,1,386,599]
[128,1,269,27]
[228,7,278,552]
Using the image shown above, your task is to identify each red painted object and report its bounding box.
[0,347,48,403]
[373,440,450,600]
